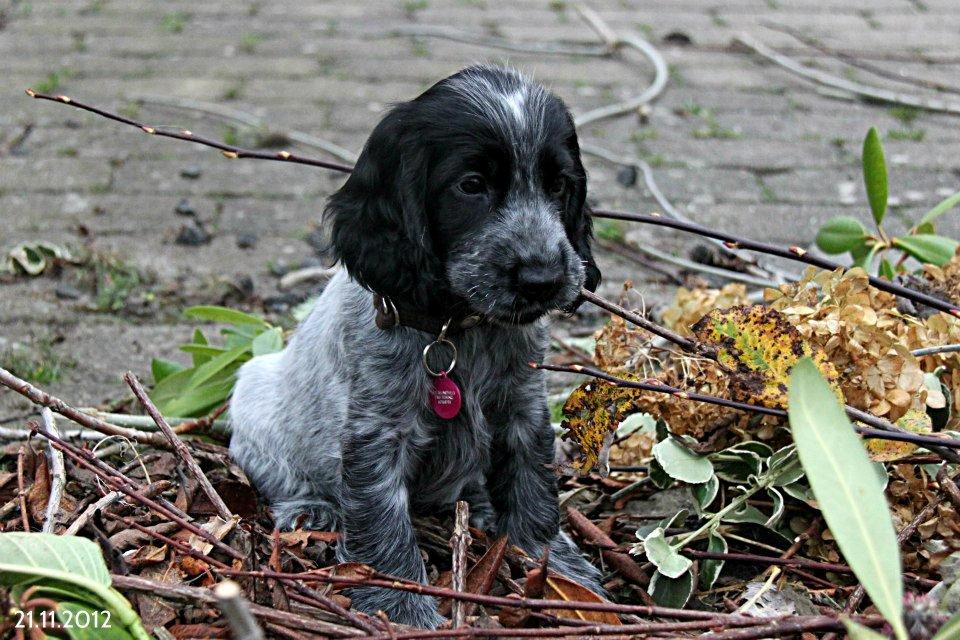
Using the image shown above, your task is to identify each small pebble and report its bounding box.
[616,165,638,188]
[54,283,82,300]
[175,220,211,246]
[236,233,258,249]
[175,198,196,217]
[180,164,203,179]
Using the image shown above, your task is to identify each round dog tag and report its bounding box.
[430,371,462,420]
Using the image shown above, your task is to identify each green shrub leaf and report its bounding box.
[653,438,714,484]
[788,359,906,640]
[815,216,868,254]
[151,358,185,384]
[893,234,959,266]
[643,527,692,578]
[843,620,891,640]
[700,530,727,590]
[252,326,284,356]
[184,305,269,327]
[916,191,960,231]
[0,533,150,640]
[862,127,888,226]
[648,569,693,608]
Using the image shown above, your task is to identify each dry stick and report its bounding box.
[912,343,960,357]
[450,501,471,629]
[0,366,167,446]
[734,33,960,116]
[534,360,960,452]
[25,90,354,173]
[16,445,30,531]
[64,480,172,536]
[102,512,230,570]
[39,408,65,533]
[565,507,650,587]
[30,424,243,561]
[112,574,364,638]
[763,22,960,97]
[124,372,233,521]
[591,210,960,318]
[579,288,703,354]
[214,580,266,640]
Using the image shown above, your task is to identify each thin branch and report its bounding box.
[124,372,233,521]
[0,366,168,446]
[215,580,266,640]
[63,480,172,536]
[38,408,65,533]
[763,23,960,97]
[591,209,960,318]
[735,33,960,116]
[579,288,704,354]
[912,343,960,357]
[534,361,960,452]
[450,501,471,629]
[16,445,30,531]
[25,90,354,173]
[566,507,649,586]
[383,24,610,57]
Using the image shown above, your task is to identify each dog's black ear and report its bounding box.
[324,107,442,307]
[573,203,602,293]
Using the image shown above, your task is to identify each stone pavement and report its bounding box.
[2,0,960,412]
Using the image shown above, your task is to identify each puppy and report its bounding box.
[229,65,603,628]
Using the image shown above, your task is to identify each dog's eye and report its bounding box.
[457,175,487,196]
[548,177,567,197]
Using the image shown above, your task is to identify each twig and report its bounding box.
[566,507,649,586]
[112,574,364,638]
[579,288,703,354]
[130,93,358,163]
[102,511,230,570]
[76,406,229,436]
[912,343,960,357]
[735,33,960,116]
[31,424,243,561]
[383,24,610,57]
[279,265,339,290]
[0,366,168,446]
[591,210,960,318]
[215,580,266,640]
[572,6,669,127]
[124,372,233,521]
[450,501,471,628]
[25,90,354,173]
[16,445,30,531]
[38,408,65,533]
[763,23,960,97]
[535,360,960,454]
[64,480,172,536]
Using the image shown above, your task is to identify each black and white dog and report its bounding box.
[229,65,603,628]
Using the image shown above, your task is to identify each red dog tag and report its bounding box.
[430,371,462,419]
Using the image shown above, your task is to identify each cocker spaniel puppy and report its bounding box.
[229,65,603,628]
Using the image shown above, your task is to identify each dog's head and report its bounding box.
[326,65,600,323]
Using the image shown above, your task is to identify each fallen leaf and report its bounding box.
[543,574,620,624]
[865,409,933,462]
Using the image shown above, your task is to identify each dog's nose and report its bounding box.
[516,263,564,302]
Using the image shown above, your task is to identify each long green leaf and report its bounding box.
[916,191,960,230]
[893,234,959,267]
[862,127,888,227]
[843,619,890,640]
[788,359,906,640]
[0,533,150,640]
[816,216,868,254]
[184,305,269,328]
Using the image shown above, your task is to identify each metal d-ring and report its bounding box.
[422,319,457,376]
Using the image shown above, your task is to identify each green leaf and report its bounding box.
[190,328,211,366]
[879,258,895,280]
[863,127,888,227]
[652,438,714,484]
[933,610,960,640]
[184,305,269,328]
[0,533,150,640]
[251,326,283,356]
[917,191,960,230]
[58,601,138,640]
[648,569,693,608]
[788,359,906,640]
[160,376,237,418]
[843,619,891,640]
[643,527,692,578]
[893,234,959,267]
[691,475,719,513]
[815,216,869,254]
[700,529,727,590]
[150,358,185,384]
[180,344,229,358]
[648,459,673,489]
[183,344,249,392]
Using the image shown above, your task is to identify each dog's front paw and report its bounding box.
[349,586,445,629]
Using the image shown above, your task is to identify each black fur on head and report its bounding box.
[325,65,600,322]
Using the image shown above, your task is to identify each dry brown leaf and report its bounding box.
[188,515,237,555]
[543,574,620,624]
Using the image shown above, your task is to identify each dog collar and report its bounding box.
[372,294,484,336]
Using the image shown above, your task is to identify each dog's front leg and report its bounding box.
[337,430,443,629]
[490,404,605,594]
